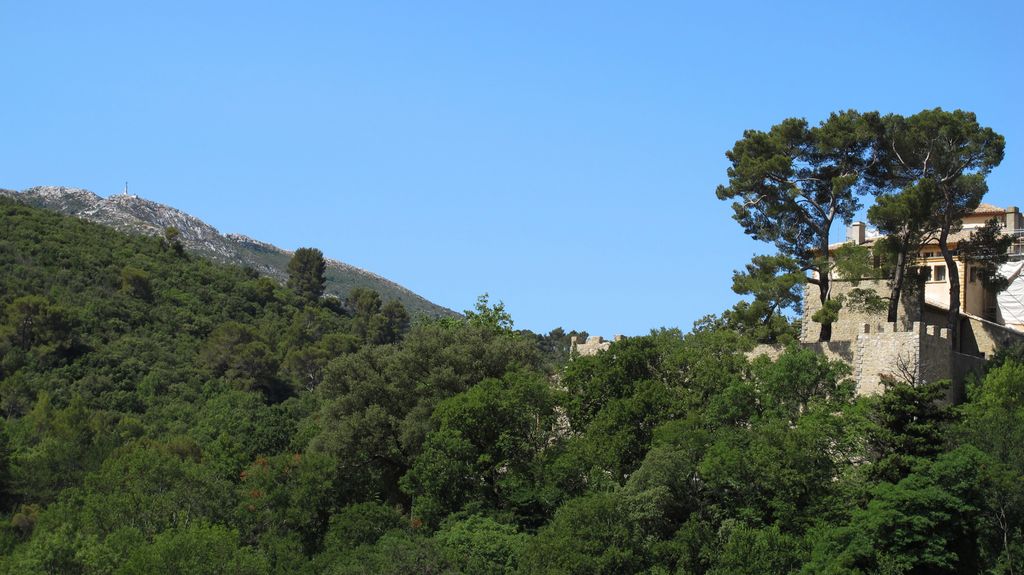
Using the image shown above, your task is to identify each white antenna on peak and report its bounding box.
[120,181,138,199]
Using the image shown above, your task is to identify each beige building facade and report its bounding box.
[756,204,1024,400]
[841,203,1024,323]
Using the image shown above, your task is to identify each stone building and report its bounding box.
[755,204,1024,401]
[795,278,1001,401]
[839,203,1024,325]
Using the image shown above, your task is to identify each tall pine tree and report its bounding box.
[287,247,326,302]
[717,110,881,341]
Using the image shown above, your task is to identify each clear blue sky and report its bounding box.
[2,1,1021,336]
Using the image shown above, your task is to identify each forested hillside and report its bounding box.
[1,197,1023,574]
[0,187,457,318]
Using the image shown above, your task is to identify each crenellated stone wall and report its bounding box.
[754,277,1024,400]
[852,324,924,395]
[801,279,923,343]
[750,321,956,396]
[571,335,625,357]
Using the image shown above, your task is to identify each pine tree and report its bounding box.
[287,247,326,302]
[716,110,881,341]
[873,109,1005,347]
[960,217,1013,292]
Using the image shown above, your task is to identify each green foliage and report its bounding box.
[321,502,407,553]
[716,110,881,340]
[867,182,938,320]
[709,523,805,575]
[729,253,804,343]
[464,293,514,332]
[863,379,954,483]
[236,452,335,553]
[519,491,655,574]
[120,266,153,301]
[345,287,410,344]
[116,523,269,575]
[162,226,183,255]
[716,111,879,264]
[200,322,283,398]
[719,300,799,344]
[831,243,879,283]
[402,372,559,526]
[310,318,542,507]
[842,287,889,315]
[287,247,327,302]
[2,195,1024,573]
[76,442,235,538]
[319,530,448,575]
[875,109,1005,337]
[960,217,1013,292]
[435,515,527,574]
[868,182,937,247]
[0,295,76,374]
[811,298,843,325]
[805,447,994,574]
[11,395,122,504]
[0,421,12,513]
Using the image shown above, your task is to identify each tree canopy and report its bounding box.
[1,110,1020,575]
[872,109,1005,344]
[287,247,327,302]
[716,110,881,341]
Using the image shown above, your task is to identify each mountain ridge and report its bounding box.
[0,186,457,318]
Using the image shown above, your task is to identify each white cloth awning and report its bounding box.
[996,261,1024,325]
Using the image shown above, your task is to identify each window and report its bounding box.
[970,267,979,283]
[934,265,947,282]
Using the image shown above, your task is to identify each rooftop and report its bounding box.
[830,203,1016,251]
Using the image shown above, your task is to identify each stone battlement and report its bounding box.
[571,335,625,357]
[754,279,1016,401]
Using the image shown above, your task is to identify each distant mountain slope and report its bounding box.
[0,186,457,318]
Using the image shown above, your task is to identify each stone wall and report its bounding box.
[950,352,987,402]
[746,341,855,365]
[746,344,785,362]
[571,335,624,357]
[959,313,1024,357]
[801,279,922,344]
[808,340,856,364]
[754,275,1024,401]
[752,319,959,397]
[852,324,923,395]
[918,324,955,386]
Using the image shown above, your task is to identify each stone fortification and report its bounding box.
[801,279,922,342]
[754,278,1005,400]
[850,322,950,395]
[571,335,625,357]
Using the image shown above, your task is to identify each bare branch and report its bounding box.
[891,140,909,168]
[744,194,769,208]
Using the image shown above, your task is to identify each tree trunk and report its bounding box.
[999,505,1014,575]
[818,237,833,342]
[818,280,832,342]
[938,227,960,350]
[887,249,907,323]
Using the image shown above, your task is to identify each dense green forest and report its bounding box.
[1,196,1023,574]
